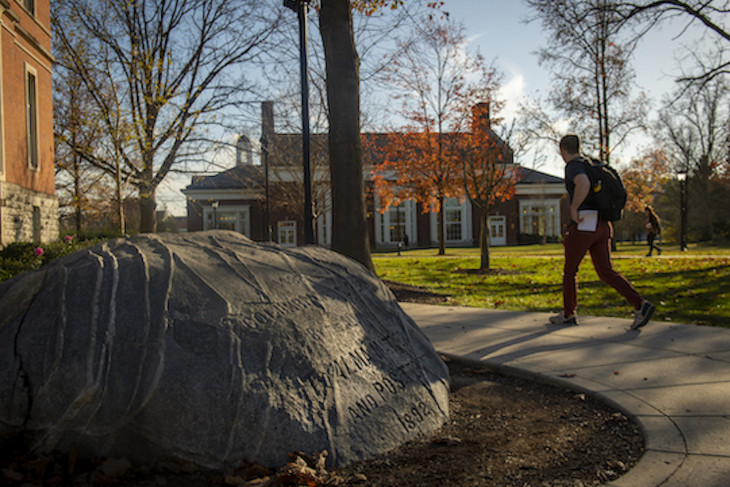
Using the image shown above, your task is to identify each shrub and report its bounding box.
[0,236,104,283]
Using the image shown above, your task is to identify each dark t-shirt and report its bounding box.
[648,214,661,235]
[565,156,596,211]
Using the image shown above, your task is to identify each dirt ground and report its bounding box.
[337,357,643,487]
[0,282,644,486]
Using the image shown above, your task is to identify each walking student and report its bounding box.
[644,206,662,256]
[550,134,655,330]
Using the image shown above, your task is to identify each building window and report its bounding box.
[26,67,39,171]
[444,198,463,241]
[375,199,414,246]
[519,199,561,237]
[389,204,406,243]
[22,0,35,15]
[203,205,250,235]
[429,197,469,245]
[278,221,296,247]
[218,211,237,231]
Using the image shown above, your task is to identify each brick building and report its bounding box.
[0,0,57,245]
[184,102,568,249]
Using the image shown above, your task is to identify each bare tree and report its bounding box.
[54,34,131,234]
[525,0,649,163]
[614,0,730,85]
[52,0,281,233]
[656,74,730,241]
[258,1,437,269]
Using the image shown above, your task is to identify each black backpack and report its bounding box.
[581,157,627,222]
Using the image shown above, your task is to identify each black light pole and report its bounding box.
[260,135,272,241]
[677,169,688,251]
[284,0,315,245]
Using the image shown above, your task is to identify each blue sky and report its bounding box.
[445,0,710,177]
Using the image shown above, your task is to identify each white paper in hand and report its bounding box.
[577,210,599,232]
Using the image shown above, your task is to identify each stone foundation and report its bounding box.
[0,181,59,246]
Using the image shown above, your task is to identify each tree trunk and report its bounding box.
[74,157,82,234]
[479,207,490,271]
[320,0,374,272]
[437,194,445,256]
[116,156,126,235]
[139,187,157,234]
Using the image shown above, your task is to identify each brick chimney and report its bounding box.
[471,102,490,132]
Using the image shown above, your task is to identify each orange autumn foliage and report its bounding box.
[371,130,463,215]
[621,148,672,213]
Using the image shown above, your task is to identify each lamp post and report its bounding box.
[260,134,272,241]
[212,201,219,230]
[284,0,315,245]
[677,170,688,251]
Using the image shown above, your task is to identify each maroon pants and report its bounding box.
[562,220,643,316]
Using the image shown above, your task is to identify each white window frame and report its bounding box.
[25,64,40,172]
[316,190,332,247]
[519,198,561,237]
[278,220,297,247]
[374,197,416,246]
[430,198,472,245]
[316,210,332,247]
[21,0,36,16]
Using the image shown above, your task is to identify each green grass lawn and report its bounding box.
[374,243,730,327]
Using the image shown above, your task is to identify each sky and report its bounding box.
[159,0,712,217]
[446,0,709,174]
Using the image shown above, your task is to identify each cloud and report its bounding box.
[498,73,526,122]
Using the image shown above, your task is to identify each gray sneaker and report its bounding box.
[631,301,656,330]
[549,311,578,326]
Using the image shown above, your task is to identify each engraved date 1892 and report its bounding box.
[395,401,432,432]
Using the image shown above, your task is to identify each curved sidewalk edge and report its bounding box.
[401,303,730,487]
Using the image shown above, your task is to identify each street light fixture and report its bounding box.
[677,169,688,251]
[284,0,315,245]
[212,200,219,230]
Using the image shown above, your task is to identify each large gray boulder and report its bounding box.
[0,231,449,468]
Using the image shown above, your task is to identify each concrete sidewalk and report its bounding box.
[401,303,730,487]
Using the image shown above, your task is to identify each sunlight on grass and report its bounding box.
[374,246,730,328]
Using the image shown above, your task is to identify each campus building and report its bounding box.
[0,0,57,245]
[183,102,568,249]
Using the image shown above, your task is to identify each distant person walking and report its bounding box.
[550,134,655,330]
[644,206,662,257]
